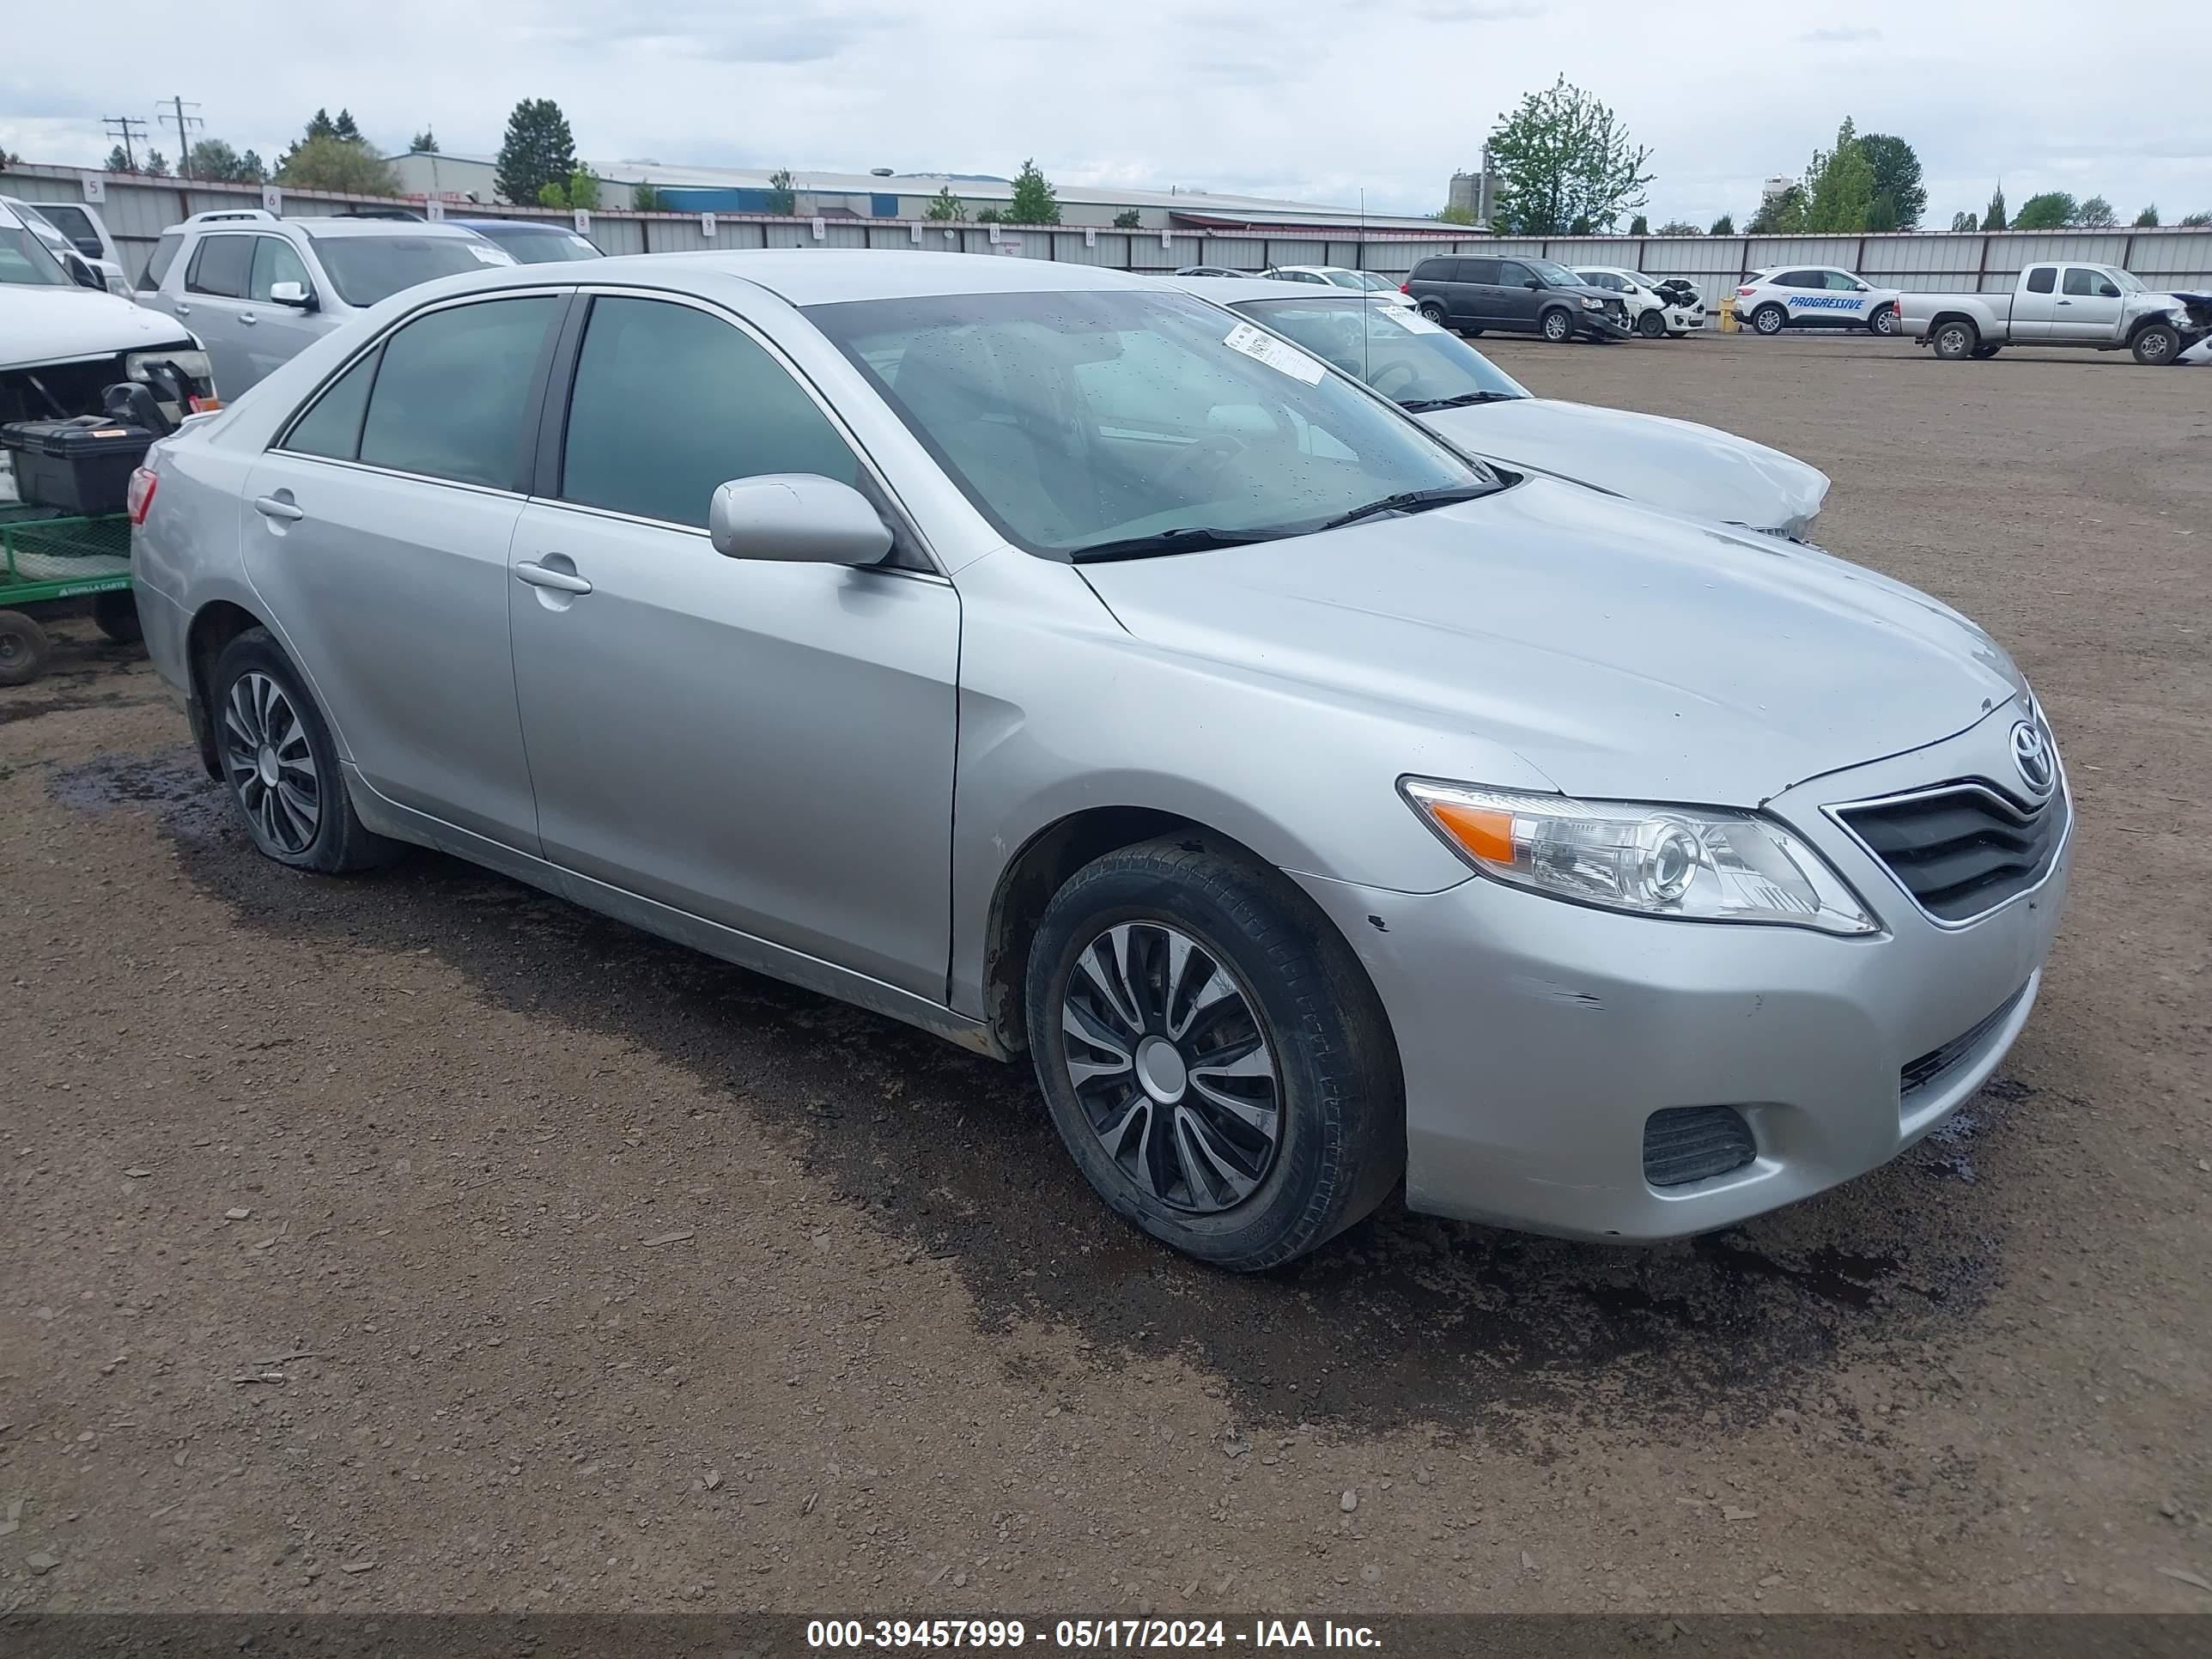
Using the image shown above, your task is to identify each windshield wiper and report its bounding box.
[1313,483,1494,533]
[1396,391,1519,412]
[1067,526,1286,563]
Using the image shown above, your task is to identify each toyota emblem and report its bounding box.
[2010,719,2056,797]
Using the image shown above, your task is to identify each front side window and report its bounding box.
[1242,296,1528,411]
[187,235,253,299]
[1522,258,1580,287]
[0,220,70,287]
[308,234,510,307]
[356,295,561,488]
[2025,266,2057,294]
[560,297,859,528]
[809,288,1493,560]
[1499,261,1534,287]
[140,231,182,292]
[1823,270,1863,290]
[249,236,312,302]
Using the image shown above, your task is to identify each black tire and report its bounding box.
[1868,304,1899,336]
[1417,299,1449,326]
[2131,323,2180,366]
[1540,307,1574,343]
[1461,326,1483,337]
[210,626,401,873]
[1635,308,1666,339]
[1751,303,1788,336]
[1024,836,1402,1272]
[93,590,143,644]
[1932,318,1978,361]
[1971,343,2003,360]
[0,608,51,687]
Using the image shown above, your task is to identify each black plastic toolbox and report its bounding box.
[0,416,159,515]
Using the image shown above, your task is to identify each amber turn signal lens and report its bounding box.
[1427,800,1516,865]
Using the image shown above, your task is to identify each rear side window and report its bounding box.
[559,296,859,529]
[186,234,252,299]
[283,349,380,461]
[2025,266,2057,294]
[140,231,182,292]
[1413,258,1455,283]
[357,296,562,489]
[1460,258,1500,283]
[1776,270,1820,289]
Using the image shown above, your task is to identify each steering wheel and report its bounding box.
[1158,433,1249,498]
[1370,359,1420,398]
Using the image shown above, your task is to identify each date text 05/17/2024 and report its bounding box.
[805,1619,1382,1649]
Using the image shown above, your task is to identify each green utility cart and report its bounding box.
[0,505,140,686]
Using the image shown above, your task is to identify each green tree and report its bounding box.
[1709,212,1734,235]
[105,145,134,172]
[1746,183,1807,234]
[766,168,796,216]
[1803,118,1877,232]
[1857,132,1926,229]
[1008,158,1060,225]
[536,180,568,209]
[1951,210,1978,231]
[2076,195,2117,228]
[1486,76,1652,235]
[2133,204,2160,228]
[276,133,398,195]
[1628,212,1649,234]
[924,184,967,222]
[1435,203,1476,225]
[495,98,578,207]
[1983,185,2008,231]
[2013,191,2077,230]
[1112,208,1140,229]
[2179,210,2212,228]
[630,183,665,213]
[331,109,363,143]
[1655,220,1701,235]
[974,207,1002,223]
[1568,213,1592,234]
[563,168,601,211]
[409,128,438,154]
[143,149,170,178]
[187,138,264,184]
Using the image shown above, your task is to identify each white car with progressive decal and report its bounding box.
[1735,266,1900,337]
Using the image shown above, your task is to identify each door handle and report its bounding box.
[252,495,304,522]
[514,561,592,595]
[240,311,258,325]
[173,302,191,316]
[2056,299,2072,306]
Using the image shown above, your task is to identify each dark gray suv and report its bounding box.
[1406,253,1629,343]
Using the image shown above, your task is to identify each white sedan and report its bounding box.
[1571,267,1705,338]
[1734,266,1901,336]
[1260,264,1417,307]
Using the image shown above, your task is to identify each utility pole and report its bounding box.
[102,114,150,171]
[161,95,204,179]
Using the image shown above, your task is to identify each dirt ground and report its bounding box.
[2,331,2207,1620]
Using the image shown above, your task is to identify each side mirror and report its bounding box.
[270,280,316,311]
[2100,284,2120,298]
[708,474,892,566]
[1522,277,1541,289]
[64,252,103,290]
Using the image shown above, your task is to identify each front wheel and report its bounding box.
[1752,303,1788,336]
[2132,323,2181,366]
[1932,319,1979,361]
[1635,309,1666,339]
[1869,304,1899,336]
[1024,837,1402,1272]
[1540,307,1575,343]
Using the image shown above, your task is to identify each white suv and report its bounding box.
[1735,266,1900,336]
[137,210,514,395]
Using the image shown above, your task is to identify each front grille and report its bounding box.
[1837,783,2066,923]
[1643,1105,1756,1188]
[1900,983,2028,1101]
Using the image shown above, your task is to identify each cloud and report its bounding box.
[1412,3,1545,19]
[1796,25,1882,42]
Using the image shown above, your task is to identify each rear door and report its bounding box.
[2013,265,2059,338]
[174,234,258,393]
[1453,258,1500,327]
[2053,265,2124,342]
[240,290,567,852]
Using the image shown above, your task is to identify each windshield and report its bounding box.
[1239,296,1528,410]
[476,226,604,264]
[809,288,1494,559]
[0,223,71,286]
[308,234,512,306]
[2105,268,2144,293]
[1525,258,1582,288]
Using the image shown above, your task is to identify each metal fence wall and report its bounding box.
[9,163,2209,313]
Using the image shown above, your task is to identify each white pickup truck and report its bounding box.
[1902,262,2211,365]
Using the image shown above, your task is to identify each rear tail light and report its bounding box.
[1400,281,1410,294]
[1736,286,1756,298]
[127,466,157,526]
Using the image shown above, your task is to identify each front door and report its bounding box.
[507,292,959,1000]
[1496,261,1544,331]
[2052,266,2124,342]
[238,234,327,390]
[240,291,564,852]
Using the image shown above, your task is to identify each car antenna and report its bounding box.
[1359,187,1370,383]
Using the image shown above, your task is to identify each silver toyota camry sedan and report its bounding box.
[129,252,2069,1271]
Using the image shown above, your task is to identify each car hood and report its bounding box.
[1076,477,2021,805]
[1420,397,1830,535]
[0,285,199,371]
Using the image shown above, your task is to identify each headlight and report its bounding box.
[125,348,214,391]
[1401,779,1878,934]
[1579,295,1604,310]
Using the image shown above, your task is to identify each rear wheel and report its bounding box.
[1971,343,2003,360]
[1540,307,1575,343]
[1932,319,1979,361]
[210,627,401,873]
[2132,323,2181,365]
[1752,303,1788,336]
[1417,299,1449,326]
[1024,836,1402,1272]
[1635,309,1666,339]
[0,610,51,686]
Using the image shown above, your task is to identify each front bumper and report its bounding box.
[1578,307,1632,340]
[1296,711,2069,1241]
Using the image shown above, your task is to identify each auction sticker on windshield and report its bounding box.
[1223,321,1326,383]
[1378,307,1446,333]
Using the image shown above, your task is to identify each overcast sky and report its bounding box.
[7,1,2209,226]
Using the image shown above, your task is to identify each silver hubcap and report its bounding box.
[1059,921,1282,1214]
[221,671,320,854]
[2142,335,2171,362]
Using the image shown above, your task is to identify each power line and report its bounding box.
[159,95,204,179]
[101,115,150,171]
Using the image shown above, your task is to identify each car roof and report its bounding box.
[293,217,494,241]
[453,218,570,234]
[563,248,1163,306]
[1158,274,1382,305]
